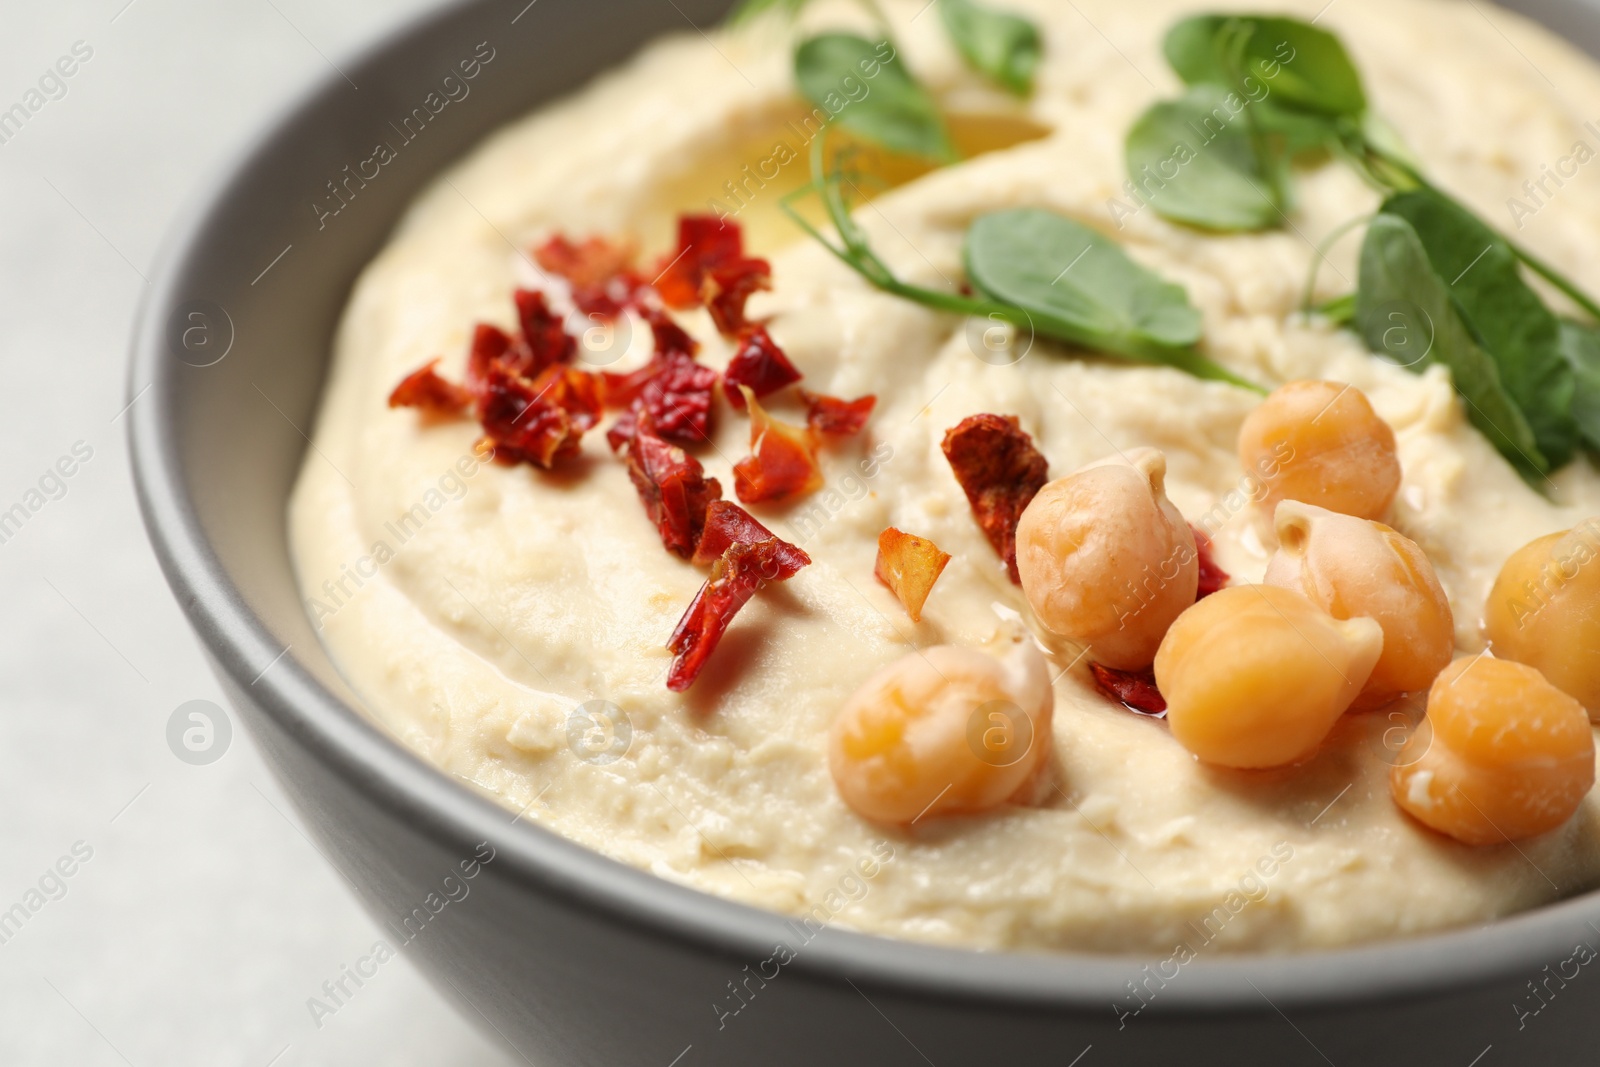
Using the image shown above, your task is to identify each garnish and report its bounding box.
[476,361,584,469]
[795,34,955,163]
[601,307,718,447]
[874,527,951,622]
[511,289,578,375]
[732,387,825,504]
[1367,189,1577,472]
[800,389,876,435]
[1090,664,1167,717]
[388,358,472,416]
[781,134,1261,390]
[724,325,803,411]
[939,0,1041,96]
[667,502,811,691]
[611,415,723,559]
[1559,320,1600,454]
[1126,12,1600,478]
[940,413,1049,583]
[533,233,645,319]
[652,215,771,337]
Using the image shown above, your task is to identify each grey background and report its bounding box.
[0,1,509,1063]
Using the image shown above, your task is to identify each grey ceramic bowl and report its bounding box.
[129,0,1600,1062]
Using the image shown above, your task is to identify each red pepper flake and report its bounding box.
[1090,663,1168,717]
[388,358,473,416]
[800,389,876,436]
[724,325,801,411]
[732,387,824,504]
[475,361,582,469]
[1192,525,1230,599]
[530,363,604,432]
[940,414,1050,584]
[652,215,771,337]
[613,416,723,558]
[666,502,810,692]
[512,288,577,376]
[533,234,645,319]
[598,307,716,447]
[465,323,515,394]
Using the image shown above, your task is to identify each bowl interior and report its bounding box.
[130,0,1600,1011]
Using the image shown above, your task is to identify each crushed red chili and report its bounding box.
[512,288,578,376]
[940,414,1050,583]
[388,358,473,416]
[1090,664,1168,717]
[652,215,771,337]
[599,307,716,446]
[732,387,824,504]
[475,361,582,469]
[612,415,723,558]
[723,325,801,411]
[533,234,645,319]
[1192,525,1230,599]
[800,389,876,436]
[666,502,810,692]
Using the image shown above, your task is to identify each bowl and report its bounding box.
[128,0,1600,1062]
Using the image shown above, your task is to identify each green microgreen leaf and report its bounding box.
[1379,189,1577,469]
[794,34,957,162]
[1356,213,1549,477]
[1558,320,1600,454]
[939,0,1042,95]
[1125,85,1290,232]
[1165,14,1366,118]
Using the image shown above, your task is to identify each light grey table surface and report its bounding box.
[0,1,511,1064]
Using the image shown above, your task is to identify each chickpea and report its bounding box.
[1263,501,1454,708]
[1237,380,1401,520]
[1015,448,1197,671]
[1391,656,1594,845]
[1484,523,1600,719]
[829,631,1053,824]
[1154,585,1383,769]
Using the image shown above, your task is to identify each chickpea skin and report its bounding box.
[829,631,1053,824]
[1237,380,1401,520]
[1155,585,1383,769]
[1484,522,1600,718]
[1391,657,1594,846]
[1015,448,1197,671]
[1264,501,1454,708]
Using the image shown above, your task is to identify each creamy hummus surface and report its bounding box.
[291,0,1600,952]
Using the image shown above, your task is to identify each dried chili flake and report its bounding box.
[533,234,645,319]
[732,387,823,504]
[652,215,771,337]
[723,325,801,411]
[530,364,604,431]
[466,323,516,393]
[940,414,1050,584]
[597,307,715,446]
[388,358,473,416]
[1090,663,1167,717]
[800,389,876,436]
[874,527,951,623]
[666,507,810,692]
[475,361,581,469]
[512,288,577,375]
[1192,525,1230,599]
[614,416,723,558]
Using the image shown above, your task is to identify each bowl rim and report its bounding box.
[127,0,1600,1016]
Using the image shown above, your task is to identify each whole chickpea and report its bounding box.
[1263,501,1454,708]
[829,630,1053,824]
[1483,522,1600,719]
[1237,380,1401,520]
[1015,448,1197,671]
[1154,585,1383,769]
[1391,656,1594,846]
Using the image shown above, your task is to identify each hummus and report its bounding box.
[291,0,1600,952]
